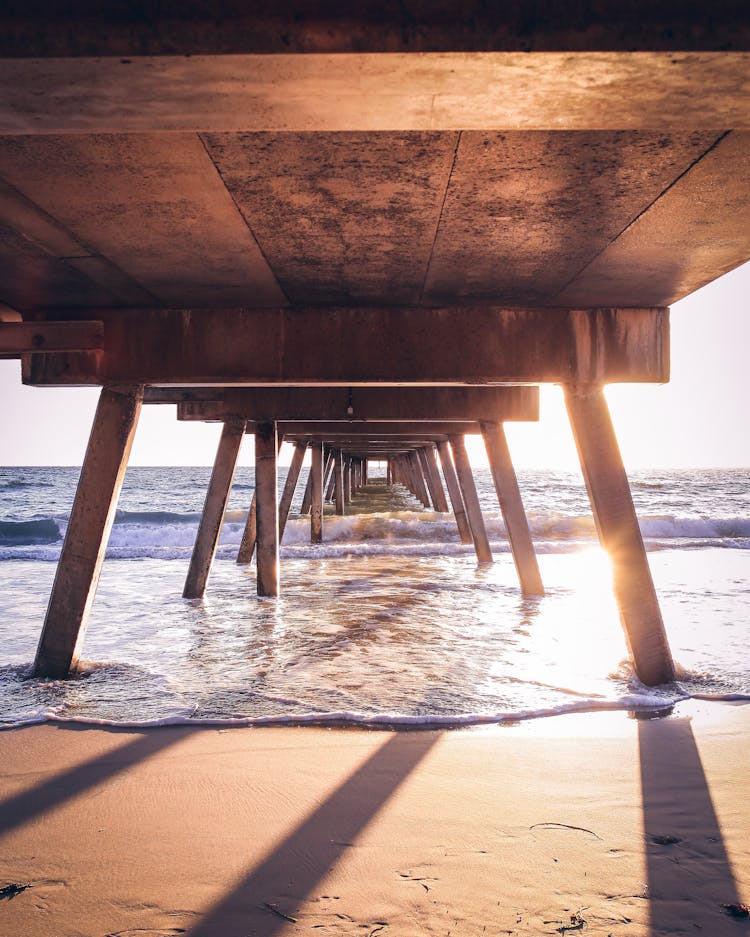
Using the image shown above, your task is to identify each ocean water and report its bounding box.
[1,464,749,729]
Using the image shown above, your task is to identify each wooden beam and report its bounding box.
[2,52,749,135]
[183,420,244,598]
[237,432,284,564]
[264,421,481,436]
[0,320,103,354]
[564,384,675,685]
[33,384,143,678]
[23,307,668,386]
[158,386,539,421]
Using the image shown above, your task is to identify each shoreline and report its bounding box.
[0,701,748,935]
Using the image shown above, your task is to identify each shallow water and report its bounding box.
[1,467,749,728]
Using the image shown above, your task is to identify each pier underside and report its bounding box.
[2,4,749,686]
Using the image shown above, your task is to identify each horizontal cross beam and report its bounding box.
[147,385,539,421]
[244,421,479,435]
[22,307,669,386]
[0,321,103,355]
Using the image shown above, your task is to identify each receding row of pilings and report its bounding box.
[29,384,676,689]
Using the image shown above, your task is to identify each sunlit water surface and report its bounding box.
[1,467,749,728]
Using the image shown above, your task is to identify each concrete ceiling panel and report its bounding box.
[0,134,286,308]
[201,131,458,304]
[0,222,117,309]
[422,131,721,305]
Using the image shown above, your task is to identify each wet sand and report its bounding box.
[0,702,748,936]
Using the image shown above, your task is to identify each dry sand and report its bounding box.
[0,701,749,936]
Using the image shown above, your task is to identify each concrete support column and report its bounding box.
[437,441,472,544]
[237,432,283,565]
[184,419,245,598]
[481,421,544,596]
[279,440,307,541]
[255,421,279,597]
[410,451,431,508]
[386,461,392,485]
[334,449,345,515]
[324,448,336,502]
[564,384,675,685]
[33,384,143,678]
[300,469,313,515]
[310,441,324,544]
[450,435,492,563]
[343,459,352,505]
[420,445,450,513]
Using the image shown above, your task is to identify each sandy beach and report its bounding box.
[0,702,748,936]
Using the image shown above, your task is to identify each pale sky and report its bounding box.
[1,261,749,470]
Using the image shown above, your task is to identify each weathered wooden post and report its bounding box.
[450,435,492,563]
[255,421,279,597]
[334,448,345,515]
[564,385,675,685]
[300,469,313,515]
[310,441,324,543]
[409,451,431,508]
[33,384,144,678]
[481,421,544,596]
[184,418,245,598]
[343,458,352,505]
[237,432,283,565]
[420,445,449,512]
[324,447,336,502]
[437,440,472,544]
[279,440,307,540]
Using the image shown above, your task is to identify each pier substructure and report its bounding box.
[310,441,324,544]
[183,419,245,598]
[33,385,143,678]
[255,421,280,597]
[564,385,675,685]
[437,440,473,545]
[481,421,544,596]
[450,435,493,563]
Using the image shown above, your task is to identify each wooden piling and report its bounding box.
[237,432,283,565]
[300,469,313,515]
[420,445,450,513]
[33,384,143,678]
[437,441,473,544]
[450,435,492,563]
[310,441,324,543]
[343,458,352,504]
[564,384,675,685]
[183,419,245,598]
[334,449,345,515]
[481,421,544,595]
[279,440,307,540]
[255,420,279,597]
[410,451,431,508]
